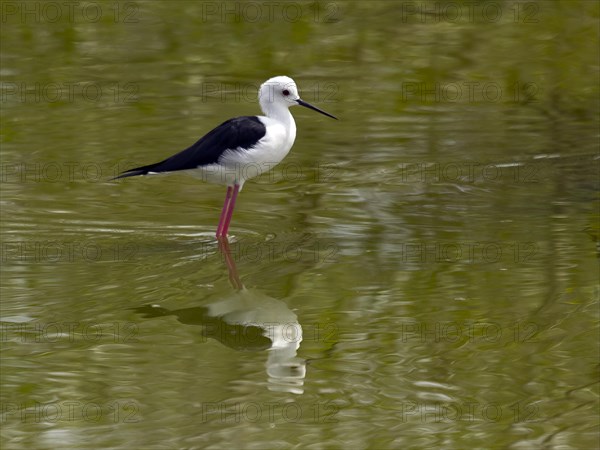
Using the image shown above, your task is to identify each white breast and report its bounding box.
[206,115,296,188]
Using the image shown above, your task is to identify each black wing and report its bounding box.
[115,116,266,179]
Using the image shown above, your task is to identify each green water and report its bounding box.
[1,1,599,448]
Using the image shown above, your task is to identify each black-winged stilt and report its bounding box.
[115,76,337,237]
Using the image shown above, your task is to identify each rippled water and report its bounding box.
[2,1,599,449]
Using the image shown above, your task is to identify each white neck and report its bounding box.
[261,101,294,125]
[259,101,297,153]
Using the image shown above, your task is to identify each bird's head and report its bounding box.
[259,76,337,120]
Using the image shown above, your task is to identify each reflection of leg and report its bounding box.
[218,236,243,291]
[221,183,240,237]
[216,186,233,237]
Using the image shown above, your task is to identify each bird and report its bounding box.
[114,76,337,238]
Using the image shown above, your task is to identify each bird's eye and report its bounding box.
[282,89,290,96]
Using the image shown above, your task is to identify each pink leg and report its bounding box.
[217,236,243,290]
[216,186,233,237]
[220,184,240,237]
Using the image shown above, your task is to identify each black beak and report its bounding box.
[296,98,338,120]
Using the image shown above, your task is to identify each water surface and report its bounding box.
[1,1,599,449]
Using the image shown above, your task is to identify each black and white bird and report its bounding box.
[115,76,337,238]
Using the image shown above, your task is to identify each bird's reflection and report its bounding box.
[133,238,306,394]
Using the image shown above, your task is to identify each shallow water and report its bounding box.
[1,1,599,449]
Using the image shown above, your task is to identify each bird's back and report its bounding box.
[115,116,267,179]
